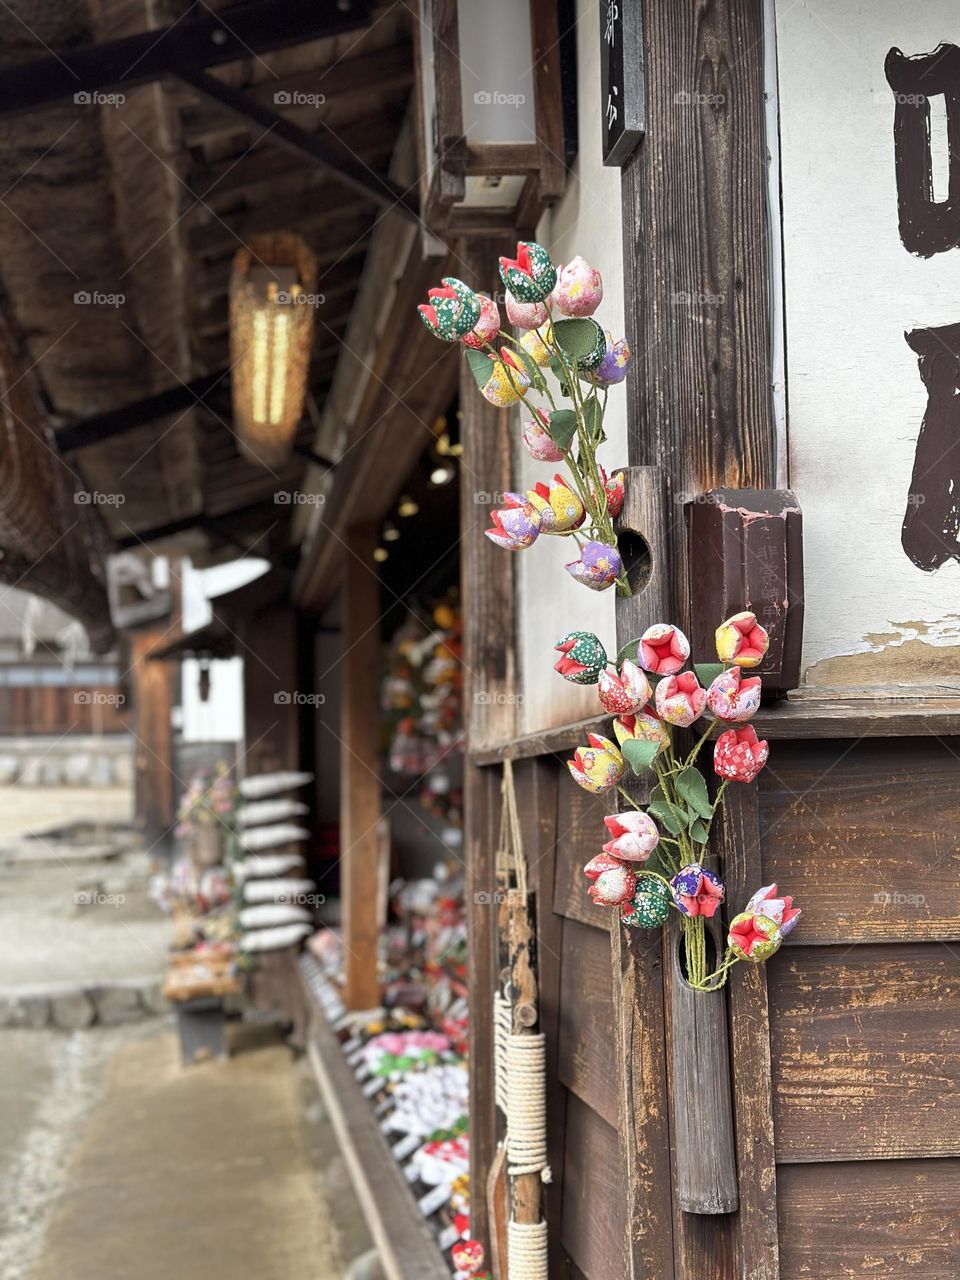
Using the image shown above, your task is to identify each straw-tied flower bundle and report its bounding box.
[418,241,631,594]
[556,612,800,991]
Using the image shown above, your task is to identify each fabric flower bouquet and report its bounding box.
[418,241,630,594]
[556,611,799,991]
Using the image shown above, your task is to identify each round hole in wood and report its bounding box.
[618,529,653,596]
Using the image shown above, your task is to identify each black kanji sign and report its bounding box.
[599,0,644,167]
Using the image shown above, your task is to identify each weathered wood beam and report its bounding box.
[176,69,419,221]
[0,0,374,118]
[55,370,229,453]
[180,43,413,148]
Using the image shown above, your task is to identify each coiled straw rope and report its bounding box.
[507,1220,549,1280]
[493,989,511,1115]
[506,1032,552,1182]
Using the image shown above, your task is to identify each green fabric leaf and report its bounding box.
[547,409,577,451]
[512,345,546,391]
[676,766,713,819]
[615,638,641,667]
[647,799,687,836]
[622,739,660,775]
[694,662,724,687]
[689,817,709,844]
[553,317,603,360]
[582,398,604,443]
[464,348,493,390]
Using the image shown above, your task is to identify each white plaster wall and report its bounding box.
[515,0,628,732]
[777,0,960,685]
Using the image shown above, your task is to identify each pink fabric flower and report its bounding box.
[597,659,651,715]
[747,883,800,937]
[583,852,624,880]
[588,864,637,907]
[655,671,705,727]
[522,409,564,462]
[553,256,603,317]
[728,911,781,961]
[715,610,770,669]
[706,666,762,722]
[505,292,551,329]
[460,294,501,350]
[602,811,659,861]
[713,724,768,782]
[638,623,690,675]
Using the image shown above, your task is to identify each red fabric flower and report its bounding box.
[713,724,769,783]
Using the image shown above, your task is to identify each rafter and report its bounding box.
[176,69,418,221]
[0,0,374,118]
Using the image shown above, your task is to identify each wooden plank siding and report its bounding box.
[0,684,127,735]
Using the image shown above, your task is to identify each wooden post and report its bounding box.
[340,524,382,1010]
[618,0,775,1271]
[507,886,541,1228]
[130,559,181,854]
[459,235,517,1248]
[241,603,300,776]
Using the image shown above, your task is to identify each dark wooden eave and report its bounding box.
[0,0,375,117]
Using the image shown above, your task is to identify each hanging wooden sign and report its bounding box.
[600,0,644,166]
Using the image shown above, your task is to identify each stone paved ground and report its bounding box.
[0,1022,374,1280]
[0,785,168,992]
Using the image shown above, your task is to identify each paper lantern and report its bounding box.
[229,232,316,468]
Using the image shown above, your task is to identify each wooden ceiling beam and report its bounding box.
[56,370,230,452]
[180,43,413,148]
[188,196,371,259]
[0,0,375,118]
[176,69,418,221]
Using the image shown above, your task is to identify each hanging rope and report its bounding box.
[506,1032,552,1182]
[507,1220,549,1280]
[495,758,528,898]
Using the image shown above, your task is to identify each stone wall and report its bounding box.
[0,734,133,786]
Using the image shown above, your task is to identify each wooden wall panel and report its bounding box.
[557,917,617,1127]
[760,740,960,944]
[559,1089,627,1279]
[777,1159,960,1278]
[553,779,607,929]
[769,943,960,1162]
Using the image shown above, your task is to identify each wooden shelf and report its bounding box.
[300,969,451,1280]
[469,696,960,765]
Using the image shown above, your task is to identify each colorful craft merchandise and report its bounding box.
[417,242,632,594]
[555,611,800,992]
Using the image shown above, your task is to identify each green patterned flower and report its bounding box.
[499,241,557,303]
[553,631,607,684]
[621,877,672,929]
[417,277,482,341]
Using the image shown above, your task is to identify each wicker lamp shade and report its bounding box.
[229,232,317,469]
